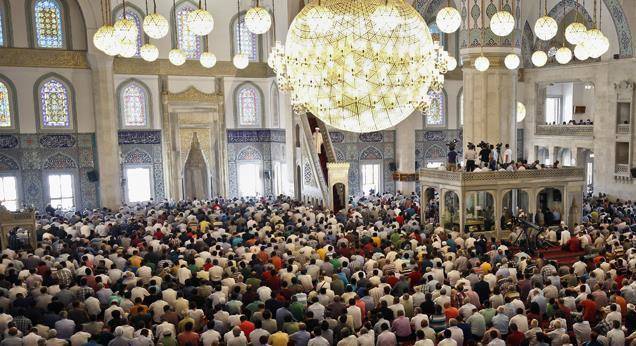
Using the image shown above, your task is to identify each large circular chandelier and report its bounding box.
[269,0,445,133]
[436,6,461,34]
[245,5,272,34]
[490,10,515,37]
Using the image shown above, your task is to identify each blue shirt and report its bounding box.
[492,313,510,335]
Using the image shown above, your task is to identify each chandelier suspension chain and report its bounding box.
[237,0,242,55]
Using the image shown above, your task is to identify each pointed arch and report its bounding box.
[424,144,447,160]
[237,146,263,161]
[0,0,12,47]
[359,146,383,160]
[43,152,77,169]
[270,81,280,128]
[117,78,152,128]
[234,82,264,127]
[34,73,76,131]
[123,148,153,164]
[0,153,19,171]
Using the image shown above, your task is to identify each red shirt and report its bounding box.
[177,331,199,346]
[239,320,255,341]
[580,299,597,322]
[507,331,525,345]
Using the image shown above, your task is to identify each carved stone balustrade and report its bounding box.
[535,125,593,137]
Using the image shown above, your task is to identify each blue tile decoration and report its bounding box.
[123,148,153,164]
[43,153,78,169]
[359,132,383,142]
[0,135,19,149]
[227,129,286,143]
[39,134,76,148]
[602,0,633,58]
[237,146,263,161]
[359,146,384,160]
[118,130,162,145]
[424,131,447,141]
[0,154,19,170]
[329,132,345,143]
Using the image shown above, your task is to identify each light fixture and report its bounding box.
[534,0,557,41]
[103,41,121,56]
[114,0,138,42]
[200,52,217,68]
[371,2,402,33]
[584,28,609,58]
[555,46,572,64]
[474,55,490,71]
[169,49,186,66]
[143,0,169,39]
[233,53,249,69]
[303,4,333,35]
[517,102,526,122]
[446,56,457,71]
[269,0,444,133]
[140,43,159,62]
[435,1,461,34]
[93,25,117,52]
[119,39,137,58]
[531,50,547,67]
[490,1,515,37]
[574,44,589,60]
[245,1,272,34]
[565,22,587,45]
[504,54,520,70]
[187,1,214,36]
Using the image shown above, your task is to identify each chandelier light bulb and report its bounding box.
[517,102,526,122]
[371,4,402,33]
[574,44,589,60]
[445,56,457,71]
[490,10,515,37]
[233,53,249,69]
[93,25,116,52]
[140,43,159,62]
[245,6,272,34]
[143,13,169,39]
[531,50,548,67]
[303,5,334,35]
[118,39,138,58]
[474,56,490,72]
[555,46,572,64]
[187,8,214,36]
[169,49,186,66]
[534,16,558,41]
[114,18,138,41]
[435,6,461,34]
[504,54,520,70]
[565,22,587,45]
[200,52,217,68]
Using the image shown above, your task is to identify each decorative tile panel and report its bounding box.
[118,130,162,145]
[227,129,286,143]
[123,148,153,164]
[359,132,383,142]
[39,134,76,148]
[0,135,19,149]
[43,153,77,169]
[0,154,19,170]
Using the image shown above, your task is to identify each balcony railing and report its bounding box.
[617,123,631,134]
[535,124,593,136]
[615,163,630,175]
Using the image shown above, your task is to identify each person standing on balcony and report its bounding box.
[503,144,512,165]
[464,143,477,172]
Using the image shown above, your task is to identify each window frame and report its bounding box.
[545,95,563,124]
[424,88,448,128]
[230,11,263,62]
[34,73,76,132]
[28,0,71,49]
[234,82,264,128]
[237,160,264,197]
[45,171,76,211]
[0,74,18,132]
[359,161,383,195]
[117,78,153,129]
[0,173,20,211]
[123,164,154,204]
[171,0,206,60]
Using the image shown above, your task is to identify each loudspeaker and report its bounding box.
[631,168,636,178]
[87,170,99,182]
[389,162,397,172]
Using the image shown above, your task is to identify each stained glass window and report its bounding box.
[429,23,446,48]
[176,2,203,59]
[115,8,143,57]
[0,81,11,127]
[34,0,64,48]
[234,15,259,61]
[121,82,148,127]
[40,79,70,128]
[425,90,445,126]
[237,85,260,126]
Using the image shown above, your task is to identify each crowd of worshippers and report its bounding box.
[1,193,636,346]
[444,141,561,173]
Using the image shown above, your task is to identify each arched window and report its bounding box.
[113,5,143,57]
[236,84,261,127]
[175,1,203,59]
[0,79,13,128]
[33,0,65,48]
[39,77,71,128]
[425,90,446,127]
[429,23,445,49]
[232,14,259,61]
[119,80,150,127]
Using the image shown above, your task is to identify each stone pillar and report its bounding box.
[87,53,121,209]
[395,112,418,194]
[462,51,518,150]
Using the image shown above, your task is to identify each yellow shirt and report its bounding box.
[480,262,492,273]
[316,248,327,261]
[269,332,289,346]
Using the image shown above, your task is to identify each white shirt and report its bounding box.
[200,329,221,346]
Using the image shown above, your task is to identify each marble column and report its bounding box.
[87,53,122,209]
[395,112,419,194]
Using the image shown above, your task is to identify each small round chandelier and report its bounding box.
[504,54,520,70]
[446,56,457,71]
[143,14,169,39]
[200,52,217,68]
[474,55,490,72]
[118,39,138,58]
[169,49,186,66]
[140,44,159,62]
[555,46,572,64]
[574,44,589,60]
[233,53,249,69]
[187,7,214,36]
[490,10,515,37]
[517,102,526,122]
[584,28,609,58]
[565,22,587,45]
[93,25,116,52]
[534,0,557,41]
[436,3,461,34]
[531,50,547,67]
[269,0,445,133]
[245,3,272,34]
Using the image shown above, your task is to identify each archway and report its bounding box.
[183,134,209,200]
[501,189,530,229]
[536,188,563,226]
[332,183,345,212]
[443,191,459,230]
[423,187,439,224]
[465,192,495,232]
